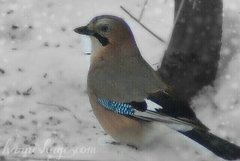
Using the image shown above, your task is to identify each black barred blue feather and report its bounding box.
[98,98,134,115]
[97,97,201,131]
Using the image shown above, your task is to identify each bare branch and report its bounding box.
[173,0,185,27]
[120,5,165,43]
[139,0,148,21]
[168,0,185,41]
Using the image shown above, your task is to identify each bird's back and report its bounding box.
[88,47,167,102]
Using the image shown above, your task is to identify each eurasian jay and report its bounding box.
[74,15,240,160]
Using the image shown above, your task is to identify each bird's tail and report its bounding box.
[179,129,240,160]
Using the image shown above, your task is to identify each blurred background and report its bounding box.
[0,0,239,160]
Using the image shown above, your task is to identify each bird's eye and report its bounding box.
[100,25,109,32]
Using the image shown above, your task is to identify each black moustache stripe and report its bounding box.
[93,33,109,46]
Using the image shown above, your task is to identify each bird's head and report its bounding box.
[74,15,135,47]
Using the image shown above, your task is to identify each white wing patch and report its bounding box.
[133,99,193,132]
[145,99,163,111]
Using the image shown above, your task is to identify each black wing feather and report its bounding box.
[148,92,195,118]
[129,101,147,111]
[127,91,207,130]
[127,92,240,160]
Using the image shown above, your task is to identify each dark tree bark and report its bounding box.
[158,0,223,102]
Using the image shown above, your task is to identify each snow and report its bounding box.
[0,0,239,161]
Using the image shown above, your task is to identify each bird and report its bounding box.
[74,15,240,160]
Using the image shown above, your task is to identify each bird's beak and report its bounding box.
[74,26,95,36]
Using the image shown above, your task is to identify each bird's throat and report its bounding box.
[90,37,106,64]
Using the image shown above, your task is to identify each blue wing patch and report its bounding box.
[98,98,135,115]
[97,98,196,132]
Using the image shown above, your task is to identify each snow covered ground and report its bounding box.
[0,0,239,161]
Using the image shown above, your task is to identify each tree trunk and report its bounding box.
[158,0,223,102]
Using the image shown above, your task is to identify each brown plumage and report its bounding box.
[74,15,240,160]
[82,15,164,146]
